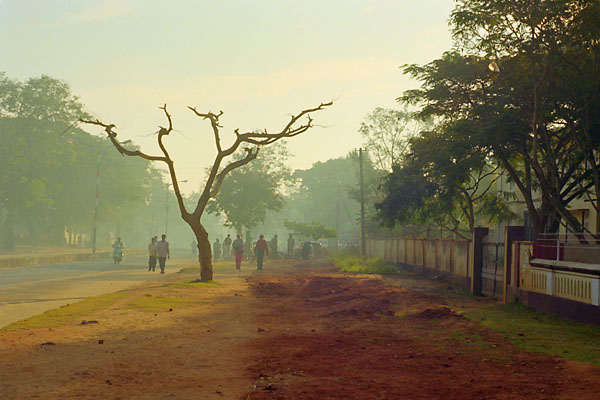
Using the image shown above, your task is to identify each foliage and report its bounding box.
[283,220,337,240]
[288,154,361,235]
[358,107,426,171]
[0,73,173,250]
[384,1,600,237]
[377,121,516,237]
[207,143,293,233]
[329,250,399,275]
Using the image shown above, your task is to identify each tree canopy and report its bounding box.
[377,0,600,238]
[283,220,337,241]
[207,143,293,233]
[0,73,170,250]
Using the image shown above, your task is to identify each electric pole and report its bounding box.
[359,148,366,257]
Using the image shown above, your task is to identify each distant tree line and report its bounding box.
[0,73,208,250]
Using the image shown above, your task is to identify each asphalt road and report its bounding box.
[0,253,193,328]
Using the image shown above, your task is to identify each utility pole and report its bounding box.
[91,150,101,254]
[336,180,340,234]
[359,148,366,257]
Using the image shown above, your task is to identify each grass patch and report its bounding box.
[0,292,129,332]
[465,302,600,366]
[170,280,222,289]
[330,251,399,275]
[125,295,204,312]
[177,260,232,275]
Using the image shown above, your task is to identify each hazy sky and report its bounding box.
[0,0,454,194]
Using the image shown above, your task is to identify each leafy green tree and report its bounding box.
[377,121,515,239]
[447,0,600,235]
[289,154,361,235]
[394,0,600,237]
[283,220,337,241]
[0,74,88,249]
[207,144,293,233]
[359,107,428,171]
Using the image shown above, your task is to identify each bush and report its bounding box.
[329,250,399,275]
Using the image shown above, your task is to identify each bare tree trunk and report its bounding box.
[189,221,213,281]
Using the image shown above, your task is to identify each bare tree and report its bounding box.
[81,101,332,281]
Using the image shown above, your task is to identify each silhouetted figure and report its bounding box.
[112,237,124,264]
[148,237,157,271]
[232,234,244,270]
[223,234,232,258]
[244,231,253,260]
[213,238,221,260]
[287,234,295,258]
[302,241,312,260]
[156,234,170,274]
[270,234,278,259]
[254,234,269,270]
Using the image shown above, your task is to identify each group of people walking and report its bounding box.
[208,233,297,271]
[147,234,170,274]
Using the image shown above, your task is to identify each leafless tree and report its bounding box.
[81,101,332,281]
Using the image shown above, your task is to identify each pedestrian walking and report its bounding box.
[232,234,244,270]
[213,238,221,260]
[244,232,253,260]
[223,234,232,259]
[287,234,295,258]
[302,241,312,260]
[254,234,269,270]
[270,234,278,259]
[156,234,170,274]
[148,237,157,271]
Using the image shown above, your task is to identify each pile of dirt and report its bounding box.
[411,305,462,320]
[246,271,600,399]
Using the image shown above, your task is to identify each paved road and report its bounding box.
[0,253,194,328]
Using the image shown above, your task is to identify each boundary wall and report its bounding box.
[366,237,471,289]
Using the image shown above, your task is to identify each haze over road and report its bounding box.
[0,254,192,328]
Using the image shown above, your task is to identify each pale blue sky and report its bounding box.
[0,0,454,193]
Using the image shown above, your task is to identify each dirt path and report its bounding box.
[1,259,599,399]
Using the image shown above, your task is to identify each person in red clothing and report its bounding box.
[254,234,269,270]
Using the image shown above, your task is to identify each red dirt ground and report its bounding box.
[244,262,600,400]
[1,259,599,399]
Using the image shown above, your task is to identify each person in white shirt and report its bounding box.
[156,234,170,274]
[147,237,157,271]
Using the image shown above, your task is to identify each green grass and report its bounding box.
[330,252,399,275]
[177,260,232,275]
[465,303,600,366]
[0,292,129,331]
[178,264,200,274]
[170,279,222,289]
[125,295,205,312]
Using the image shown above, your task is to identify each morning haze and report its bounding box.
[0,0,453,193]
[3,1,599,399]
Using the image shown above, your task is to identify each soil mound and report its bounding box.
[412,306,461,320]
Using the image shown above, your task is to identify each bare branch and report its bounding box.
[234,101,333,147]
[210,147,259,197]
[192,101,332,217]
[79,118,167,162]
[188,107,224,152]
